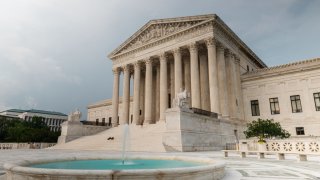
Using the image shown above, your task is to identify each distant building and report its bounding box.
[0,109,25,118]
[0,109,68,132]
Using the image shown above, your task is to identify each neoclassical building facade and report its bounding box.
[87,14,320,139]
[108,14,265,125]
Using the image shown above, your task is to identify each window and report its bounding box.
[247,65,249,72]
[314,92,320,111]
[102,118,105,126]
[269,97,280,114]
[290,95,302,113]
[108,117,112,126]
[250,100,260,116]
[296,127,305,135]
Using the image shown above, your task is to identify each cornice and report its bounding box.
[241,57,320,82]
[87,97,134,109]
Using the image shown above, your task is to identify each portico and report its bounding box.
[109,14,266,126]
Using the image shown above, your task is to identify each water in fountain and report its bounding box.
[121,124,129,165]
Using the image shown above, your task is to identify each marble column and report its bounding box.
[152,69,157,122]
[170,61,175,107]
[217,44,229,118]
[156,65,160,122]
[234,56,244,120]
[159,54,168,121]
[189,42,201,109]
[139,71,145,124]
[225,50,236,119]
[111,68,120,127]
[184,56,191,105]
[133,62,141,125]
[199,52,210,111]
[144,59,153,124]
[122,65,131,124]
[174,48,182,96]
[206,38,220,114]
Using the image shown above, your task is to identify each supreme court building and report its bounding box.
[88,14,320,142]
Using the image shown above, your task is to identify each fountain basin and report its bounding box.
[4,155,225,180]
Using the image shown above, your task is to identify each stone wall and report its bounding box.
[58,121,109,144]
[163,107,245,151]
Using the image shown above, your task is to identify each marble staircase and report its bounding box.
[51,121,167,152]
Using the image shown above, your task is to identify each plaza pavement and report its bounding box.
[1,149,320,180]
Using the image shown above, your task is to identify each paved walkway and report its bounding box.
[1,150,320,179]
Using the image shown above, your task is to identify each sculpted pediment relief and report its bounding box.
[120,21,201,52]
[110,15,215,57]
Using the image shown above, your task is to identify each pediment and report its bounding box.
[109,14,216,58]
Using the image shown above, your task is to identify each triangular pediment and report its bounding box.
[109,14,216,58]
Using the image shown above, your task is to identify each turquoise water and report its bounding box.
[30,159,205,170]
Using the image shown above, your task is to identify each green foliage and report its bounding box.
[0,116,60,143]
[244,118,290,142]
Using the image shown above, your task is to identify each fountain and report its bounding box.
[3,122,225,179]
[121,124,129,165]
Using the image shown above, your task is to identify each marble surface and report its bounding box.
[1,150,320,179]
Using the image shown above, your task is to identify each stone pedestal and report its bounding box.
[163,106,244,152]
[58,121,83,144]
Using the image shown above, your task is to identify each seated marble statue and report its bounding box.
[173,89,190,108]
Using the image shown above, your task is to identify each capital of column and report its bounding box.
[189,42,198,53]
[122,64,130,72]
[217,43,225,53]
[159,53,168,62]
[173,48,182,55]
[205,37,217,47]
[234,55,240,64]
[133,61,141,69]
[145,58,153,65]
[224,49,231,58]
[112,67,120,75]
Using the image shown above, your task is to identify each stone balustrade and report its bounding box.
[0,143,56,150]
[239,139,320,154]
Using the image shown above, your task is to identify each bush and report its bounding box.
[244,118,290,143]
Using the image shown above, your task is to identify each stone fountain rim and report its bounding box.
[4,155,225,176]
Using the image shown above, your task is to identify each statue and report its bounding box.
[172,89,190,109]
[68,109,82,122]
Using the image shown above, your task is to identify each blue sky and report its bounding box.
[0,0,319,118]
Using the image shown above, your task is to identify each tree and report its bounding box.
[3,116,60,143]
[244,118,290,143]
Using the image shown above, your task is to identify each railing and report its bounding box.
[240,139,320,154]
